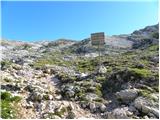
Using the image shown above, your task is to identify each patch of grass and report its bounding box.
[95,84,102,97]
[33,56,72,69]
[152,32,159,39]
[10,96,22,102]
[57,72,77,83]
[139,89,158,102]
[1,91,22,119]
[129,68,152,78]
[152,86,159,92]
[54,107,66,117]
[75,58,97,73]
[96,76,106,82]
[148,45,159,51]
[1,91,12,101]
[1,60,12,70]
[94,98,103,102]
[139,89,152,97]
[0,100,16,119]
[3,77,13,82]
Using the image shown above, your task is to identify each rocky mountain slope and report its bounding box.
[0,24,159,119]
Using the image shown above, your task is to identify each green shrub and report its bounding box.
[0,100,16,119]
[152,32,159,39]
[1,91,22,102]
[94,98,103,102]
[1,60,12,70]
[129,68,152,78]
[10,96,22,102]
[1,92,12,101]
[3,77,12,82]
[96,76,106,82]
[54,107,66,117]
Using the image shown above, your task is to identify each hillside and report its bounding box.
[0,24,159,119]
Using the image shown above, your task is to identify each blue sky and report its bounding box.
[1,1,158,42]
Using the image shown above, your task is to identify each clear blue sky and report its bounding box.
[1,1,158,42]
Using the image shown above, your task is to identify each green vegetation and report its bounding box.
[0,91,22,119]
[56,72,77,83]
[1,92,12,101]
[33,53,73,69]
[12,64,22,70]
[148,45,159,51]
[10,96,22,102]
[1,60,12,70]
[3,77,13,82]
[75,58,97,72]
[129,68,152,78]
[139,89,152,97]
[152,32,159,39]
[1,100,17,119]
[54,107,66,117]
[138,89,158,102]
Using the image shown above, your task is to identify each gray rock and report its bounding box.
[98,65,107,74]
[80,101,89,108]
[29,91,43,102]
[128,105,137,112]
[96,102,106,112]
[144,115,149,119]
[99,103,107,112]
[89,102,96,113]
[66,111,76,119]
[65,90,75,98]
[116,89,138,103]
[85,93,99,101]
[105,107,130,119]
[150,108,159,118]
[142,105,151,114]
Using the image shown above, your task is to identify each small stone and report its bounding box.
[98,65,107,74]
[89,102,96,113]
[99,104,106,112]
[55,95,62,100]
[48,94,53,100]
[144,115,149,119]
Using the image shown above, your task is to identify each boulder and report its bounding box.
[116,89,138,103]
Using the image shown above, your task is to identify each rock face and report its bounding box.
[116,89,138,103]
